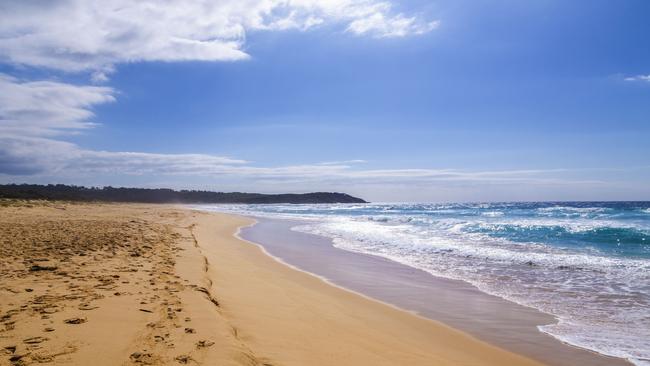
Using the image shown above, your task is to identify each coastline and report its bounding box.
[190,209,545,365]
[1,201,545,365]
[235,215,632,366]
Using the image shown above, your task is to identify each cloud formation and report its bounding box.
[0,135,594,187]
[0,138,249,177]
[0,73,244,176]
[2,2,635,201]
[0,74,115,137]
[0,73,611,194]
[347,12,439,37]
[624,74,650,83]
[0,1,446,194]
[0,0,437,77]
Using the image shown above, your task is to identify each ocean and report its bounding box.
[197,202,650,365]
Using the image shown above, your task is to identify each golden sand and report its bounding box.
[0,201,543,365]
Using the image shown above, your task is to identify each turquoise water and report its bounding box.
[198,202,650,365]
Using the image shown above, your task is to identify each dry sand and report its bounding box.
[0,201,544,365]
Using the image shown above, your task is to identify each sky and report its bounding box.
[1,0,649,202]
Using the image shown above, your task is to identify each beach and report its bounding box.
[2,1,646,364]
[0,201,548,366]
[203,202,648,365]
[239,217,631,366]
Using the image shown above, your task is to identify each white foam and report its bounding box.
[193,203,650,365]
[481,211,504,217]
[291,217,650,366]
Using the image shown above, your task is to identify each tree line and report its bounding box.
[0,184,367,204]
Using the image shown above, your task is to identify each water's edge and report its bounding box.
[206,202,649,365]
[238,216,630,366]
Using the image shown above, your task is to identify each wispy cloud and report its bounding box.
[347,14,439,38]
[624,74,650,83]
[0,73,623,191]
[318,159,367,165]
[0,0,437,79]
[0,136,249,178]
[0,74,244,176]
[0,138,599,187]
[0,74,115,137]
[0,1,443,189]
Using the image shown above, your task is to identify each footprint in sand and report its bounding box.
[63,317,86,324]
[174,355,192,364]
[130,351,155,364]
[23,336,48,344]
[196,340,214,348]
[78,303,99,310]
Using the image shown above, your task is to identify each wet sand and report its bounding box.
[240,217,630,366]
[0,201,548,365]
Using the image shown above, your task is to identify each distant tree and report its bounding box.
[0,184,367,204]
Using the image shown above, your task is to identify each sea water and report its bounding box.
[197,202,650,365]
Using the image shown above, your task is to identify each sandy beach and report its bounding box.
[1,201,546,365]
[239,217,630,366]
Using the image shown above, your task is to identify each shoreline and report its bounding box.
[234,215,631,366]
[232,218,437,322]
[191,209,545,365]
[0,201,618,365]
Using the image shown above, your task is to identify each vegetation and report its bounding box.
[0,184,367,204]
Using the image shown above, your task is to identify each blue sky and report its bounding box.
[0,0,649,202]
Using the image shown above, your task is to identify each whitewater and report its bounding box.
[197,202,650,365]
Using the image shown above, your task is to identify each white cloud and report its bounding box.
[624,74,650,83]
[0,1,439,180]
[0,73,115,137]
[0,74,611,190]
[319,159,367,165]
[0,1,439,182]
[0,74,245,176]
[0,0,437,76]
[347,13,439,37]
[0,136,75,175]
[0,136,596,187]
[0,135,250,177]
[90,68,113,84]
[1,3,637,201]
